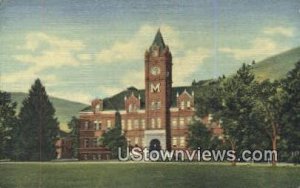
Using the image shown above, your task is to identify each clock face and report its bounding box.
[151,66,160,75]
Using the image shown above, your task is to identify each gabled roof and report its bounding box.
[81,86,194,112]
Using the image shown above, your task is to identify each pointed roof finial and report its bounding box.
[151,28,165,50]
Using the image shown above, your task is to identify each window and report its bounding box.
[95,104,100,112]
[121,120,125,130]
[127,119,132,130]
[187,101,191,108]
[179,117,185,127]
[97,154,102,160]
[187,117,192,124]
[134,137,139,145]
[134,119,139,129]
[172,119,178,128]
[84,154,88,160]
[93,138,97,147]
[84,139,89,148]
[172,137,178,146]
[129,104,132,112]
[84,121,89,130]
[107,120,112,129]
[179,137,185,147]
[94,120,99,130]
[141,119,145,129]
[151,118,155,128]
[181,101,185,109]
[157,101,161,109]
[151,102,155,110]
[157,118,161,128]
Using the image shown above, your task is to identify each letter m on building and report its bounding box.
[151,83,160,93]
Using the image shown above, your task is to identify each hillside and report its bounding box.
[253,46,300,80]
[10,92,88,132]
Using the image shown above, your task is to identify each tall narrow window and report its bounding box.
[181,101,185,109]
[129,104,132,112]
[179,117,185,128]
[127,119,132,130]
[84,121,89,130]
[94,120,99,130]
[187,101,191,108]
[121,120,125,130]
[107,120,112,129]
[134,119,139,129]
[141,119,145,129]
[172,137,177,146]
[157,101,161,109]
[179,137,185,147]
[172,118,178,128]
[157,118,161,128]
[93,138,97,147]
[134,137,139,145]
[84,139,89,148]
[151,102,155,110]
[151,118,155,128]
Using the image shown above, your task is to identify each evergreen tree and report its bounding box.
[195,64,268,164]
[0,91,17,159]
[281,61,300,163]
[67,116,80,158]
[219,64,268,164]
[17,79,59,161]
[102,111,127,159]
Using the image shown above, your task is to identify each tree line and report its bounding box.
[0,79,59,161]
[188,61,300,165]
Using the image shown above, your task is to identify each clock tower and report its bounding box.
[144,29,172,151]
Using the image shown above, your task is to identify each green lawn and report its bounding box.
[0,162,299,188]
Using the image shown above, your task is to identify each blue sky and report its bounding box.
[0,0,299,103]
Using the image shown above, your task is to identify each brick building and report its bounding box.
[78,30,221,160]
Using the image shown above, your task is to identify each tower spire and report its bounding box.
[151,28,165,50]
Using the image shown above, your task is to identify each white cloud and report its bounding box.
[1,32,87,91]
[15,32,85,69]
[173,48,211,85]
[219,37,287,61]
[101,86,124,97]
[96,24,182,63]
[77,53,92,61]
[263,26,294,37]
[121,71,144,89]
[1,66,59,91]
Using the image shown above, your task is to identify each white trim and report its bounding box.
[79,112,93,114]
[101,110,116,114]
[170,107,179,112]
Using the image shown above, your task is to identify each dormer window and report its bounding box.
[129,104,132,112]
[181,101,185,109]
[187,101,191,108]
[95,104,100,112]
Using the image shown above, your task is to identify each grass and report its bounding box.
[0,162,299,188]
